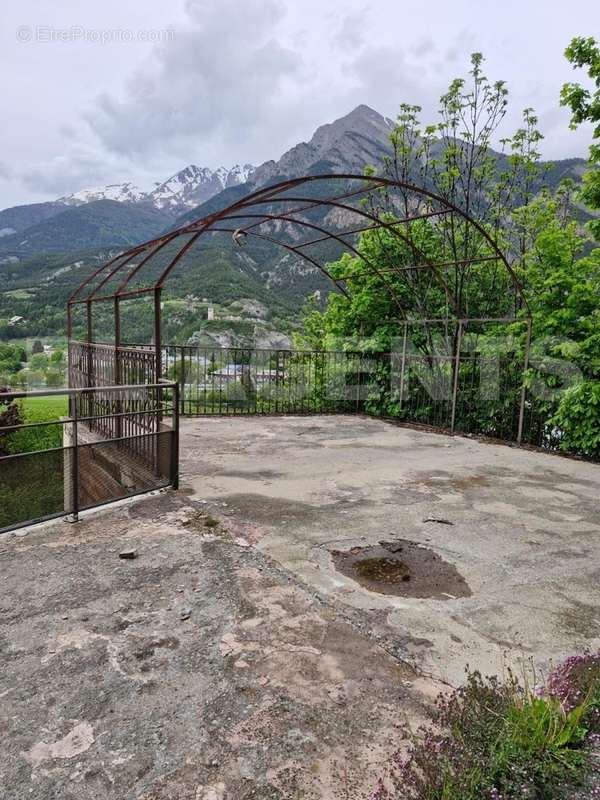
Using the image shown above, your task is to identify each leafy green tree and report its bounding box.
[29,353,48,371]
[45,369,64,388]
[561,36,600,238]
[299,50,600,457]
[0,344,26,375]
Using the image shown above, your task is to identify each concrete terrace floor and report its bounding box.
[1,414,600,799]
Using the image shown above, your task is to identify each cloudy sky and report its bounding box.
[1,0,596,208]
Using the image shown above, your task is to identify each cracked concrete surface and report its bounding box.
[1,415,600,799]
[180,415,600,683]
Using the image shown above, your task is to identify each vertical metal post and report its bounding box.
[398,321,408,410]
[114,297,121,352]
[170,381,180,490]
[517,316,532,446]
[179,346,186,415]
[450,320,464,434]
[67,304,73,414]
[154,288,162,383]
[85,301,93,420]
[153,288,163,429]
[114,297,122,438]
[86,301,93,343]
[275,350,281,414]
[69,392,80,523]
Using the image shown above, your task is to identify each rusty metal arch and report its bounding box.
[67,173,530,365]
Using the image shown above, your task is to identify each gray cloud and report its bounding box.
[1,0,596,208]
[87,0,306,160]
[341,42,441,117]
[332,10,369,51]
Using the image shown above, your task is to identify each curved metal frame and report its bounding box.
[67,174,530,386]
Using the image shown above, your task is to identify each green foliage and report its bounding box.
[0,200,171,257]
[299,52,600,458]
[0,450,64,530]
[0,343,25,375]
[0,394,66,529]
[378,663,600,800]
[5,395,67,455]
[29,353,48,371]
[515,187,600,368]
[561,36,600,238]
[552,381,600,457]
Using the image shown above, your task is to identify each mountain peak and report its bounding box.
[58,182,146,206]
[309,104,394,152]
[250,104,395,186]
[149,164,255,212]
[52,164,256,218]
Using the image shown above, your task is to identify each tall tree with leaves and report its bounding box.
[380,53,547,319]
[561,36,600,239]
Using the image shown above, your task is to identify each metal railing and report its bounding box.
[0,382,179,534]
[162,345,369,416]
[64,342,597,461]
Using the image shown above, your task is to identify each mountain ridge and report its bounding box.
[0,163,256,237]
[0,200,173,256]
[0,103,593,344]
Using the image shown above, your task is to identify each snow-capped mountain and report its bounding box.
[58,182,147,206]
[56,165,255,217]
[148,164,255,213]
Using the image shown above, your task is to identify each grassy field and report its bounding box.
[20,394,69,422]
[0,450,65,530]
[0,394,68,531]
[7,394,69,454]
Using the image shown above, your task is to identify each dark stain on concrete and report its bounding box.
[412,471,491,490]
[214,469,286,481]
[208,493,336,525]
[387,486,441,505]
[331,540,472,600]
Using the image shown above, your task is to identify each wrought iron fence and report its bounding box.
[65,342,595,461]
[160,345,370,416]
[0,382,179,534]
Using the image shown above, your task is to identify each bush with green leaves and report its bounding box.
[552,381,600,458]
[372,654,600,800]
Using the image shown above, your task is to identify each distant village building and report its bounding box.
[207,306,215,321]
[8,315,24,326]
[211,364,278,389]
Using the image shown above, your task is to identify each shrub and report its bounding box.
[373,655,600,800]
[552,381,600,458]
[545,651,600,733]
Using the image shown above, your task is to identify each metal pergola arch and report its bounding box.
[67,173,531,398]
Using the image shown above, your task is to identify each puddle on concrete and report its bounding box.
[331,540,472,600]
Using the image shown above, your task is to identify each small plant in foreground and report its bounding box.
[545,651,600,732]
[372,652,600,800]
